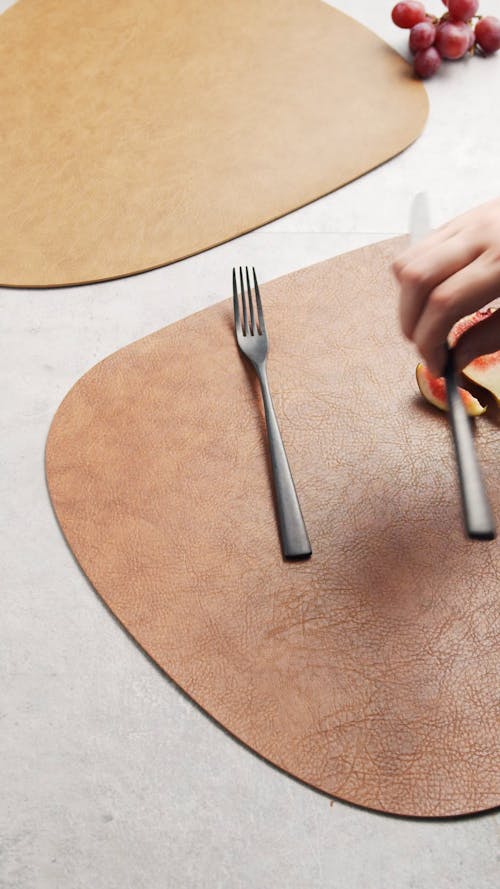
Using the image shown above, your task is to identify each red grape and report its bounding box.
[447,0,479,20]
[414,46,442,77]
[435,20,471,58]
[392,1,427,29]
[409,21,437,51]
[475,16,500,53]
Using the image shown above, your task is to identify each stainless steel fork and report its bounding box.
[233,266,312,559]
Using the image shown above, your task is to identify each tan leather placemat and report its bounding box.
[0,0,427,287]
[45,238,499,817]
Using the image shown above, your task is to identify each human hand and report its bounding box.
[392,197,500,376]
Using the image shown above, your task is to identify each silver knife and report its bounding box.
[409,193,495,540]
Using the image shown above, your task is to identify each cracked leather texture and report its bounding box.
[45,238,499,817]
[0,0,427,287]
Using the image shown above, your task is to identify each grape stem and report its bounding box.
[436,12,482,25]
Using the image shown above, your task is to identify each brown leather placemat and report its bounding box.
[45,238,499,817]
[0,0,427,287]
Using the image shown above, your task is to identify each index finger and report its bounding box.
[392,222,458,281]
[396,234,482,341]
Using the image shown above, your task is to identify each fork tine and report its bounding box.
[232,267,241,334]
[252,267,266,334]
[245,266,255,335]
[239,266,248,336]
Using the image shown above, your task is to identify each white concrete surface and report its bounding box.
[1,1,499,887]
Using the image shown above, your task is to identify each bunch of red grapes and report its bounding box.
[391,0,500,77]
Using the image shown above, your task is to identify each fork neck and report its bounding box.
[256,362,277,418]
[253,358,268,384]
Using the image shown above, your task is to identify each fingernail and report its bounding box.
[436,346,448,378]
[427,357,445,379]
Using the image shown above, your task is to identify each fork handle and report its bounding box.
[256,363,312,559]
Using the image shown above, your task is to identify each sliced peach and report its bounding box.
[448,307,496,348]
[446,305,500,405]
[416,363,486,416]
[463,351,500,406]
